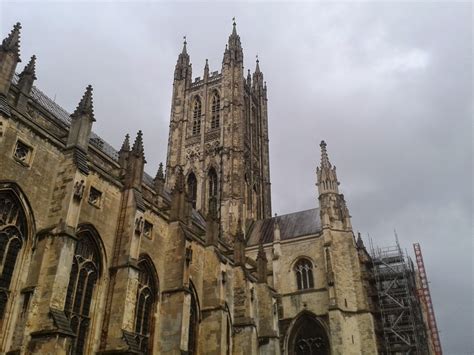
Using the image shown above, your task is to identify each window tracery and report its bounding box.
[192,98,202,136]
[289,314,329,355]
[64,231,100,355]
[187,173,198,208]
[295,259,314,290]
[0,190,27,319]
[134,258,157,354]
[210,92,220,129]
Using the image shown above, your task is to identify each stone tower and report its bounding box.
[165,21,272,244]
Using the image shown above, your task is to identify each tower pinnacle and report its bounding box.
[316,140,339,195]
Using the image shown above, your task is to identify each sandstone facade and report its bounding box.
[0,22,379,354]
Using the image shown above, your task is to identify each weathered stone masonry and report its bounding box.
[0,21,380,354]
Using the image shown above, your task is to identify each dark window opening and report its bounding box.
[187,173,198,209]
[192,98,202,136]
[295,259,314,290]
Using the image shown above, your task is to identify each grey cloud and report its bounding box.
[2,1,472,353]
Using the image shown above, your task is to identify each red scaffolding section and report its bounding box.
[413,243,442,355]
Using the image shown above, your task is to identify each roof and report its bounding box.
[12,74,159,187]
[246,208,322,246]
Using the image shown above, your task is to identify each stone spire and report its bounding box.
[118,133,130,171]
[1,22,21,60]
[71,85,95,121]
[316,140,339,195]
[253,56,264,92]
[174,36,191,81]
[224,18,243,64]
[246,69,252,87]
[203,58,209,80]
[356,232,365,249]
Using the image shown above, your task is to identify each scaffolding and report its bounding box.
[370,238,429,354]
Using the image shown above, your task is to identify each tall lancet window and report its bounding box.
[134,257,157,354]
[295,259,314,290]
[210,92,220,129]
[187,173,198,209]
[192,97,202,135]
[65,231,101,355]
[208,168,218,203]
[0,189,27,320]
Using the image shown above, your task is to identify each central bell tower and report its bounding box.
[165,21,272,244]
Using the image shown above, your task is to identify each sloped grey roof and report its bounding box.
[247,208,322,246]
[13,74,119,161]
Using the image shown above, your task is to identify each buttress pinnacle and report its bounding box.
[19,55,36,79]
[120,133,130,152]
[132,130,145,157]
[1,22,21,60]
[71,85,94,121]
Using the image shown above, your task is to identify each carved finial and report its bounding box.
[120,133,130,152]
[320,140,331,168]
[255,55,261,73]
[1,22,22,60]
[71,85,94,121]
[155,162,164,181]
[132,130,144,157]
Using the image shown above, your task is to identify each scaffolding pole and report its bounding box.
[413,243,442,355]
[370,238,429,354]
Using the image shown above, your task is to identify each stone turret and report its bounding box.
[316,140,352,230]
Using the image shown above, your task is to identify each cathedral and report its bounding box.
[0,21,383,354]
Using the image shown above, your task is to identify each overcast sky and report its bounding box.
[2,1,472,353]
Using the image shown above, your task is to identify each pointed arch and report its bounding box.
[134,254,159,354]
[65,225,103,355]
[192,96,202,136]
[294,258,314,290]
[187,172,198,209]
[210,91,220,129]
[286,311,330,355]
[187,281,200,355]
[0,182,34,321]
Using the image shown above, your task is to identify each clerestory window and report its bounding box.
[295,259,314,290]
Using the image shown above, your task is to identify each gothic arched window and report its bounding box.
[188,291,199,354]
[210,92,220,129]
[65,230,101,355]
[134,257,157,354]
[288,313,330,355]
[187,173,198,209]
[192,97,202,136]
[0,189,27,320]
[295,259,314,290]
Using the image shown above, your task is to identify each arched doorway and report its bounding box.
[287,313,330,355]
